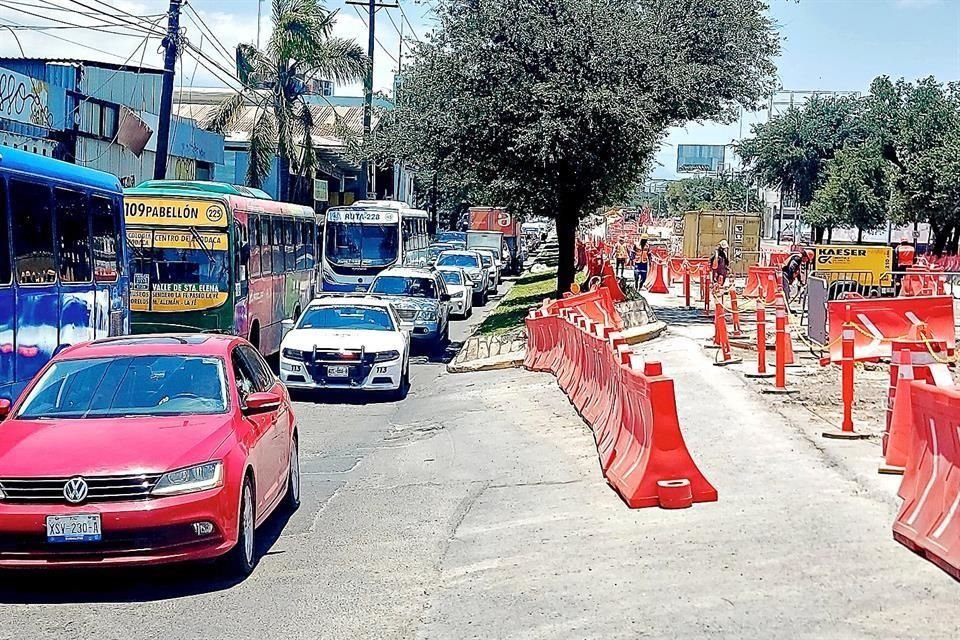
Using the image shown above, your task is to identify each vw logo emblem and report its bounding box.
[63,477,89,504]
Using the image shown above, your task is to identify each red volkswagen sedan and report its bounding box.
[0,335,299,575]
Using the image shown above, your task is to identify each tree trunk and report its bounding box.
[827,226,833,243]
[950,225,960,255]
[556,215,577,297]
[932,222,951,256]
[856,227,864,244]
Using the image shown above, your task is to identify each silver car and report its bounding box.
[368,267,453,347]
[435,250,491,305]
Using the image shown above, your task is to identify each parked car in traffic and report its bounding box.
[428,242,456,265]
[435,250,490,305]
[368,267,452,348]
[279,297,410,399]
[0,335,299,576]
[436,268,474,319]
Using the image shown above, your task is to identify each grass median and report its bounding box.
[476,269,558,335]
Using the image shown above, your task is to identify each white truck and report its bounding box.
[466,231,507,276]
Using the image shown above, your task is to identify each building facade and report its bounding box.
[0,58,222,185]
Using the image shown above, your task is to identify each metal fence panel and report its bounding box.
[807,276,828,345]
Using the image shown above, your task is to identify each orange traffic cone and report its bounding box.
[713,299,742,367]
[879,376,914,475]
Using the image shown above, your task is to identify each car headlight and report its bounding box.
[0,484,5,500]
[152,461,223,497]
[282,348,307,361]
[450,290,464,298]
[374,350,401,362]
[418,309,438,321]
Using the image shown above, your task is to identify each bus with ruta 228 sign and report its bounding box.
[124,181,318,357]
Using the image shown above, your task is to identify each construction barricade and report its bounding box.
[524,290,717,510]
[824,296,955,363]
[893,382,960,581]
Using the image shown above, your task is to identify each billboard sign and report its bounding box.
[677,144,726,174]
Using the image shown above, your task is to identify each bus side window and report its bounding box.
[306,221,316,269]
[0,179,11,285]
[10,180,55,285]
[235,218,248,299]
[295,220,305,271]
[249,214,261,278]
[272,216,284,273]
[261,216,272,274]
[91,196,119,282]
[54,188,92,283]
[284,218,295,273]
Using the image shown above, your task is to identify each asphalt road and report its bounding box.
[3,280,960,639]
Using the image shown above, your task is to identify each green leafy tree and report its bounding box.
[664,176,763,215]
[866,76,960,253]
[379,0,779,293]
[737,95,865,238]
[807,145,890,243]
[208,0,367,198]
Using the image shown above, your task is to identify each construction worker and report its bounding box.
[710,240,729,285]
[614,237,629,278]
[781,250,812,299]
[632,238,650,289]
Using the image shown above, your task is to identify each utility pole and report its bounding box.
[257,0,264,49]
[346,0,397,200]
[154,0,183,180]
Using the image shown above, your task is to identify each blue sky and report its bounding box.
[654,0,960,177]
[0,0,955,178]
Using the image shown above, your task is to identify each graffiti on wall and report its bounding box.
[0,69,55,129]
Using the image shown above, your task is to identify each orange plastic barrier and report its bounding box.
[825,296,956,363]
[893,383,960,581]
[524,293,718,510]
[646,260,669,294]
[596,260,628,303]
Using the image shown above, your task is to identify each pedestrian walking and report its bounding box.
[710,240,730,285]
[632,238,650,289]
[614,237,629,278]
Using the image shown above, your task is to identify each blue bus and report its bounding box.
[0,145,129,401]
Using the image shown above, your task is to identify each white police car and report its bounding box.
[279,297,410,399]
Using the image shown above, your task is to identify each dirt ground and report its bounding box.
[725,332,960,441]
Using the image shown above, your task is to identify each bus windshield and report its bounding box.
[324,221,399,267]
[128,228,231,312]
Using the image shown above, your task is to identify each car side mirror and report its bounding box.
[441,293,451,302]
[243,391,281,415]
[0,399,10,420]
[281,318,295,337]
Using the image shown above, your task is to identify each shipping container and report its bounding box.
[680,210,762,274]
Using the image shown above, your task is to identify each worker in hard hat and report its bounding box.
[710,240,730,285]
[632,237,650,289]
[614,237,629,278]
[781,249,812,300]
[894,238,916,294]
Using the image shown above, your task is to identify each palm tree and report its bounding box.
[208,0,367,198]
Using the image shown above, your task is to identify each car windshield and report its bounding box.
[128,228,231,312]
[16,355,228,419]
[440,270,464,286]
[436,253,479,268]
[437,231,466,244]
[429,244,451,258]
[370,275,439,299]
[324,221,399,267]
[297,305,394,331]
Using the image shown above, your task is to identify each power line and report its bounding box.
[181,3,235,69]
[396,1,420,42]
[0,15,144,59]
[351,5,398,64]
[0,0,161,36]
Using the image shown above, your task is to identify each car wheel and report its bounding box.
[284,436,301,511]
[225,477,257,577]
[466,305,473,318]
[390,361,410,401]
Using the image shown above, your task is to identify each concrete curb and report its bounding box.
[447,352,526,373]
[613,321,668,345]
